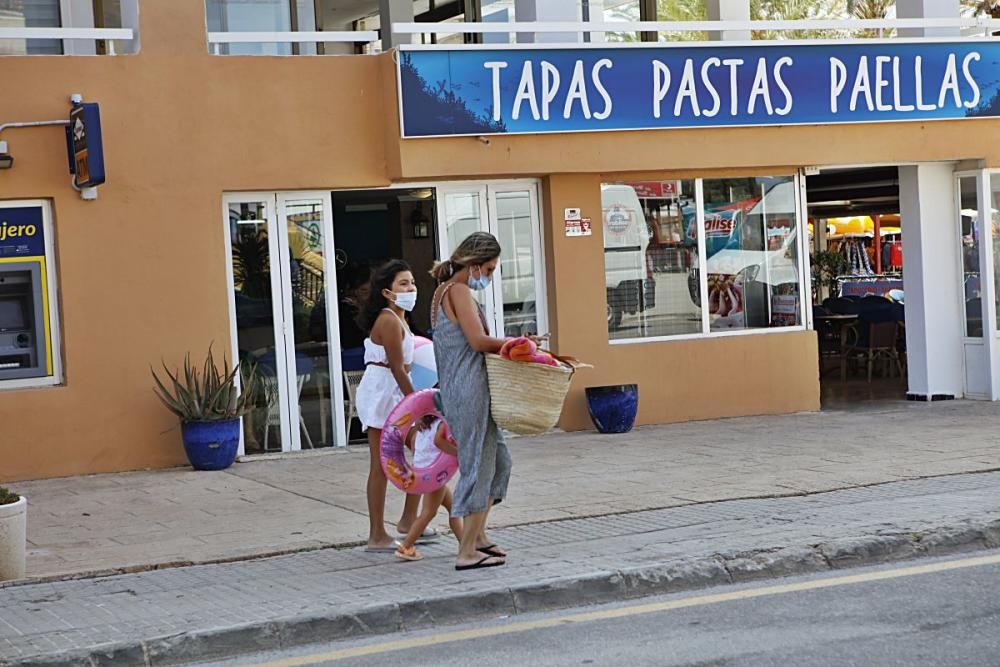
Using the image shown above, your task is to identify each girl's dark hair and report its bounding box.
[430,232,502,282]
[358,259,412,333]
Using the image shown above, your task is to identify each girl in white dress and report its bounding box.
[356,260,426,552]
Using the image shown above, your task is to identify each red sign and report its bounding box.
[704,215,737,236]
[627,181,681,199]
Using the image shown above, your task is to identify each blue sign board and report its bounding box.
[398,41,1000,137]
[0,206,45,258]
[66,103,106,188]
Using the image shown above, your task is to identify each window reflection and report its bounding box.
[603,181,700,338]
[959,177,983,338]
[703,177,801,331]
[604,176,803,342]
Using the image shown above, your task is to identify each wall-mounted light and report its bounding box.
[410,206,431,239]
[0,142,13,170]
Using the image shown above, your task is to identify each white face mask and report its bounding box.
[393,291,417,312]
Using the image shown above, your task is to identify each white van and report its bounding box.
[601,184,653,330]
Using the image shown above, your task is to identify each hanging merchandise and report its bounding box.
[840,238,873,276]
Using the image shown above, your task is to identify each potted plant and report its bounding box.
[0,487,26,581]
[152,347,258,471]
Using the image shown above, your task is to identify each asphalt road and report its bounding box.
[215,553,1000,667]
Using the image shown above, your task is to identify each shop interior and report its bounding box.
[807,167,908,409]
[330,188,439,442]
[227,189,438,453]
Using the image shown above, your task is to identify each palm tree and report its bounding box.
[963,0,1000,17]
[750,0,845,39]
[851,0,893,37]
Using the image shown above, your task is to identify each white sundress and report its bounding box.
[413,419,445,469]
[355,310,414,432]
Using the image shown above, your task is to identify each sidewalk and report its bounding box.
[4,470,1000,665]
[13,399,1000,580]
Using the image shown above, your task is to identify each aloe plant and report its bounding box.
[0,488,19,506]
[152,347,258,422]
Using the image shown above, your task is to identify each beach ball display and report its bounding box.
[411,336,438,390]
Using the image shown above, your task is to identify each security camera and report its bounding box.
[478,136,491,145]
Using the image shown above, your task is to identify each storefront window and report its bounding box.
[206,0,317,55]
[703,177,801,331]
[602,0,642,41]
[0,0,62,55]
[604,176,803,342]
[958,176,982,338]
[603,181,700,339]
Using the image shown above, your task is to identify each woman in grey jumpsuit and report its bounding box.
[431,232,541,571]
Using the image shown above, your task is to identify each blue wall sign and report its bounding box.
[0,206,45,258]
[66,103,106,188]
[398,41,1000,138]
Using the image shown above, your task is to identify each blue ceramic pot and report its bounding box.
[585,385,639,434]
[180,419,241,471]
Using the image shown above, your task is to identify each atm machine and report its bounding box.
[0,262,49,380]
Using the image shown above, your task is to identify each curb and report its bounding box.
[11,516,1000,667]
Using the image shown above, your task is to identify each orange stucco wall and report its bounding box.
[0,0,993,480]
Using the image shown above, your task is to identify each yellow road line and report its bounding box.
[257,552,1000,666]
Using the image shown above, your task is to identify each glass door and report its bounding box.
[277,192,346,450]
[956,172,993,399]
[225,195,292,454]
[225,191,344,456]
[436,182,548,338]
[489,184,548,338]
[436,185,499,334]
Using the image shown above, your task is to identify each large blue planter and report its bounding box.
[585,385,639,434]
[180,419,241,471]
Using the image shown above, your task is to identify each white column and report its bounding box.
[899,164,965,399]
[896,0,961,38]
[379,0,414,51]
[120,0,141,55]
[704,0,751,41]
[59,0,96,55]
[514,0,579,43]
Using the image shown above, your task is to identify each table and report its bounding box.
[815,314,859,380]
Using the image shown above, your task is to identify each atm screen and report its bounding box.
[0,298,26,331]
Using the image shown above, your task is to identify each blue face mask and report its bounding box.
[468,267,492,291]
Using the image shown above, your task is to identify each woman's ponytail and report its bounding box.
[429,259,454,283]
[430,232,501,283]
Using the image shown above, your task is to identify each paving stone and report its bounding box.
[11,400,1000,581]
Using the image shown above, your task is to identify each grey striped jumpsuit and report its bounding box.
[433,285,511,518]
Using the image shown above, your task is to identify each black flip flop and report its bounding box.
[455,556,506,571]
[477,545,507,558]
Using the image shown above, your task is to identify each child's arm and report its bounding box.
[433,425,458,457]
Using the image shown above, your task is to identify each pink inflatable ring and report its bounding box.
[380,388,459,495]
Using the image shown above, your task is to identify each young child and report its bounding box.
[395,416,463,562]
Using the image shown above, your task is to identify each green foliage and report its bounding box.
[0,487,19,506]
[812,250,849,290]
[151,346,258,423]
[231,232,271,300]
